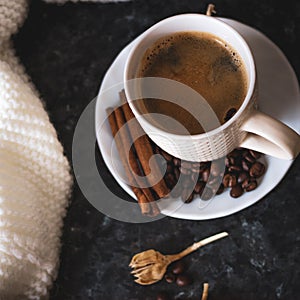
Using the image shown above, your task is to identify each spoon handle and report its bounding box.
[167,232,228,262]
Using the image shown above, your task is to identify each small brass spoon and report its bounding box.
[129,232,228,285]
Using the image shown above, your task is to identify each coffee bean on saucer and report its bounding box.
[156,291,171,300]
[176,274,192,287]
[164,272,176,284]
[238,171,249,184]
[244,153,256,164]
[223,173,237,188]
[171,260,186,275]
[242,178,258,191]
[194,181,205,194]
[173,157,181,167]
[249,149,262,160]
[228,164,242,173]
[161,150,172,162]
[202,168,210,182]
[216,183,225,195]
[230,184,244,198]
[249,161,265,178]
[242,159,251,172]
[165,173,176,189]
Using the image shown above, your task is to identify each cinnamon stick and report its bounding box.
[107,107,160,216]
[119,90,169,198]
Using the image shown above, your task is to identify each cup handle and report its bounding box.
[240,110,300,159]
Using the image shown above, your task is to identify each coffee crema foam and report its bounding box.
[136,31,248,135]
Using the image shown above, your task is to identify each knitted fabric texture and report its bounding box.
[0,0,127,298]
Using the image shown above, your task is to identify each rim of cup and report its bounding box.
[124,13,256,139]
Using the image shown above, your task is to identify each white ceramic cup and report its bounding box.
[124,14,300,162]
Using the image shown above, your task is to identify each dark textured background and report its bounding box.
[14,0,300,299]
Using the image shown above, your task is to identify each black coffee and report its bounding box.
[137,31,248,134]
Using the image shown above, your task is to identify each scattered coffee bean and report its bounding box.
[174,168,180,180]
[164,272,176,284]
[224,107,237,122]
[156,291,171,300]
[166,163,173,173]
[228,165,242,173]
[152,141,266,201]
[223,173,237,188]
[176,274,192,287]
[242,159,250,171]
[244,153,256,164]
[160,150,172,162]
[249,161,265,178]
[171,261,186,275]
[249,150,261,159]
[242,178,258,191]
[173,157,181,167]
[230,183,244,198]
[194,181,205,194]
[238,171,249,184]
[202,168,210,182]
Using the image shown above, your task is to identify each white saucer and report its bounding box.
[95,18,300,220]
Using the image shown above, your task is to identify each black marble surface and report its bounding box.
[14,0,300,299]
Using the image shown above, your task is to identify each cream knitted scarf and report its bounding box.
[0,0,127,298]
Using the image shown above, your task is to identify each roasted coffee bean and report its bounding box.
[223,173,237,188]
[176,274,192,287]
[166,163,174,173]
[250,161,265,178]
[155,146,161,155]
[194,181,205,194]
[242,159,251,171]
[249,149,261,159]
[161,150,172,162]
[202,168,210,182]
[224,107,237,122]
[228,149,240,158]
[228,165,242,173]
[238,171,249,184]
[164,272,176,283]
[181,161,192,169]
[200,187,214,200]
[230,183,244,198]
[244,153,256,164]
[181,188,193,203]
[171,261,186,275]
[165,173,176,188]
[173,157,181,167]
[156,291,171,300]
[243,178,258,192]
[216,183,225,195]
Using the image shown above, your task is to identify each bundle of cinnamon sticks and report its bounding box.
[106,90,169,217]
